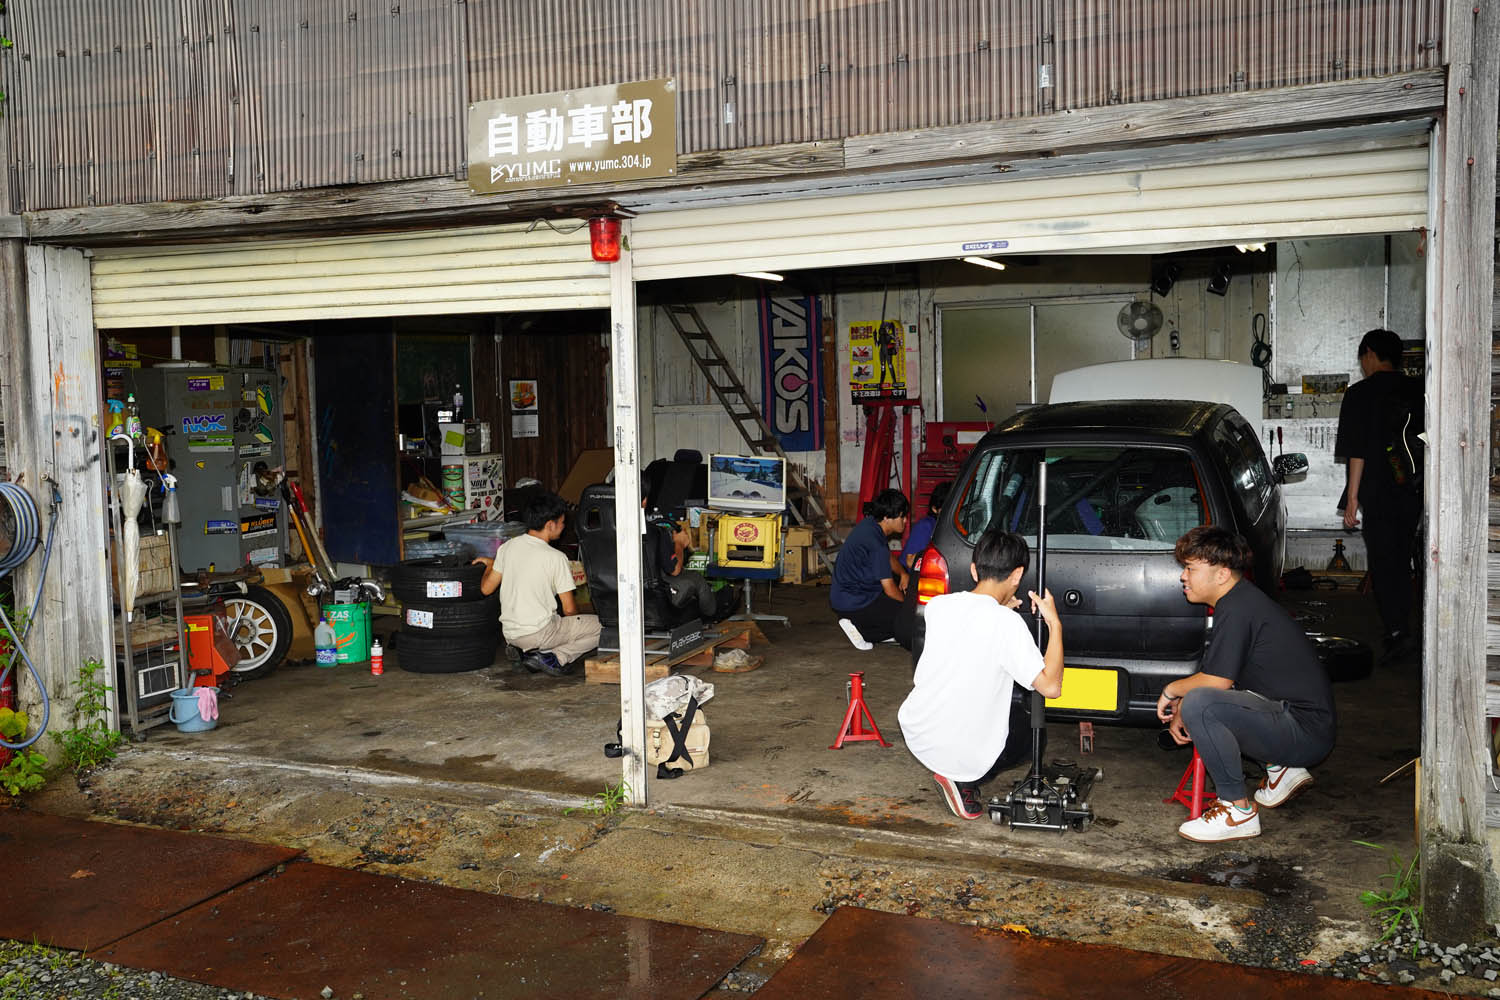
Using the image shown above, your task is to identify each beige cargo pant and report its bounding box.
[507,613,602,665]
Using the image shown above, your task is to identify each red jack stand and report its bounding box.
[829,672,891,749]
[1164,747,1210,820]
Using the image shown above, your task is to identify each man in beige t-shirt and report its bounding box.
[473,492,600,676]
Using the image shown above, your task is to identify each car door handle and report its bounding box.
[1063,589,1083,608]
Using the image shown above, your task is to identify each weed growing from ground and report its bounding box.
[566,781,631,817]
[1355,839,1422,945]
[58,657,123,771]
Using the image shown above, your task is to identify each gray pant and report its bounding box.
[1179,687,1335,803]
[507,614,602,665]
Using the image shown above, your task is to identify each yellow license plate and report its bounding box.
[1045,667,1120,713]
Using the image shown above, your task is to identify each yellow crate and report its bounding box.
[713,513,781,570]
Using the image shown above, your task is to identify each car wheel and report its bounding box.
[223,586,293,680]
[399,593,499,631]
[1309,634,1373,682]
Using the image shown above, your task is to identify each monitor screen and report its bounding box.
[707,454,786,513]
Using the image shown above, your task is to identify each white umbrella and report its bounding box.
[118,468,147,621]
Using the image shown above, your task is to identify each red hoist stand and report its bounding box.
[829,672,891,749]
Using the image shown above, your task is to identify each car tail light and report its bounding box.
[916,547,949,605]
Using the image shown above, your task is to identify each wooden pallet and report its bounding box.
[584,619,770,685]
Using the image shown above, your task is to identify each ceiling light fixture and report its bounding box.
[1234,243,1268,253]
[735,271,784,282]
[961,256,1007,272]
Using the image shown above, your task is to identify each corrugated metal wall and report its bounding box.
[1,0,1446,212]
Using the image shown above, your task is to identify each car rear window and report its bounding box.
[954,446,1209,550]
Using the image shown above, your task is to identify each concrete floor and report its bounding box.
[116,580,1418,935]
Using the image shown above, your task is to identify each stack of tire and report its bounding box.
[391,556,499,673]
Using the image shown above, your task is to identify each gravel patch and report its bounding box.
[0,940,297,1000]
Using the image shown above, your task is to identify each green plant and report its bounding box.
[565,780,631,817]
[0,746,46,797]
[58,657,124,771]
[1355,840,1422,944]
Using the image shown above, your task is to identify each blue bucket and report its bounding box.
[169,687,218,733]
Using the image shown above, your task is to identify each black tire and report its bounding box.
[1310,634,1373,682]
[222,586,293,680]
[399,593,499,631]
[390,556,486,604]
[395,626,499,673]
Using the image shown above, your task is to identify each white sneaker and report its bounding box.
[1178,799,1261,843]
[838,618,873,651]
[1254,765,1314,808]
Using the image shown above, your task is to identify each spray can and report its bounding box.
[369,639,384,676]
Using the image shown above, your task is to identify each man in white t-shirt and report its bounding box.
[473,492,600,676]
[897,528,1064,820]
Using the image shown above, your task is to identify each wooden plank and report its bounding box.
[849,71,1446,170]
[585,620,769,685]
[1421,0,1500,942]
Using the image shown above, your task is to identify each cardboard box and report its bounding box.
[438,422,467,456]
[784,525,814,547]
[780,543,821,584]
[558,448,615,504]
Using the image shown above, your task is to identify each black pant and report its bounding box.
[1361,487,1422,635]
[665,569,717,619]
[837,593,913,650]
[958,698,1042,793]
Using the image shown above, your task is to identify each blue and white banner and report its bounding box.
[758,289,823,452]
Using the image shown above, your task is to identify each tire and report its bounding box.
[222,586,293,680]
[1310,634,1373,683]
[390,556,486,604]
[395,626,499,674]
[399,593,499,631]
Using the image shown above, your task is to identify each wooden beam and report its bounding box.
[1422,1,1500,941]
[850,70,1446,169]
[21,72,1443,248]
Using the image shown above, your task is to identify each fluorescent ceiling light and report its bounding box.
[1234,243,1267,253]
[961,256,1007,272]
[736,271,784,282]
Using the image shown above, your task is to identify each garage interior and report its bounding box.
[79,228,1443,943]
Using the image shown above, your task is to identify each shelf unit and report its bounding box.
[106,439,188,734]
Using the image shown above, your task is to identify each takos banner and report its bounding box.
[758,289,823,452]
[468,79,677,193]
[849,321,907,401]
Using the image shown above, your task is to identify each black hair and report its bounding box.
[1358,328,1404,367]
[927,480,954,515]
[1173,525,1253,574]
[972,528,1029,583]
[863,488,910,521]
[523,492,569,531]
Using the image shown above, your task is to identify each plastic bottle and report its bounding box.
[315,617,337,667]
[124,394,143,441]
[369,639,384,676]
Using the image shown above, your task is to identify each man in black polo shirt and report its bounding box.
[1158,526,1337,843]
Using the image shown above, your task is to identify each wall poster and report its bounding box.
[510,379,539,438]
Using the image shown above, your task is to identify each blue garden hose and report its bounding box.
[0,480,58,751]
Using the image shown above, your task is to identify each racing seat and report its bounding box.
[575,483,700,632]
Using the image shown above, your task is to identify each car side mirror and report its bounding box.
[1272,452,1310,482]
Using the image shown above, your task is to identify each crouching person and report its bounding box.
[1163,525,1336,843]
[474,492,601,677]
[898,528,1063,820]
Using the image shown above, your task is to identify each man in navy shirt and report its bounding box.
[1159,526,1336,843]
[830,488,912,650]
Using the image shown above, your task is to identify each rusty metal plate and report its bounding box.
[102,860,762,1000]
[0,810,301,950]
[755,906,1454,1000]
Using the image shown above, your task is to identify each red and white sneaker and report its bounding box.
[1254,765,1314,808]
[1178,799,1261,842]
[934,774,982,820]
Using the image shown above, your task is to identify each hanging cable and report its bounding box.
[0,478,58,751]
[1249,312,1273,394]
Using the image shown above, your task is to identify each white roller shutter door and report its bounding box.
[91,223,609,328]
[631,131,1430,281]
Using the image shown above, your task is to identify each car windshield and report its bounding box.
[954,446,1209,550]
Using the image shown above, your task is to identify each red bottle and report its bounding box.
[370,639,384,676]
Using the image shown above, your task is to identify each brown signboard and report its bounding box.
[467,78,677,194]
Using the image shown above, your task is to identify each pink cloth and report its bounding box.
[195,686,219,722]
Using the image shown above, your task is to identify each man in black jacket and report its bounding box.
[1335,328,1424,658]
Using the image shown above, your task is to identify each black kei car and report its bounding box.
[898,399,1307,726]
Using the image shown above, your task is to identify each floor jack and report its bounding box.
[985,460,1097,832]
